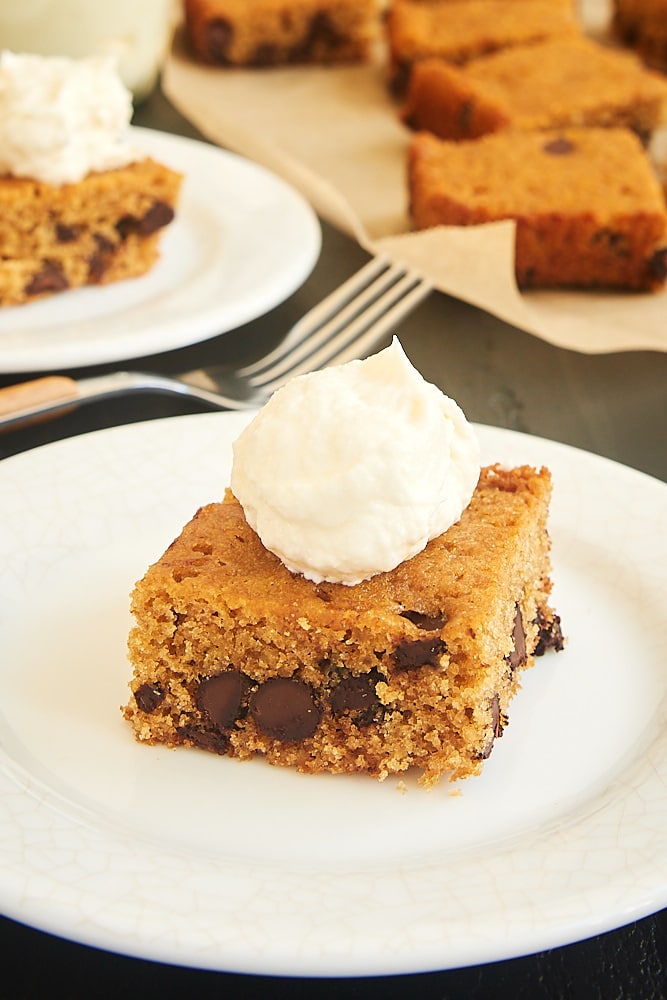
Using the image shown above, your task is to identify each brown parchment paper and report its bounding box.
[162,28,667,354]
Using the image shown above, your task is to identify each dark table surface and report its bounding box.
[1,85,666,1000]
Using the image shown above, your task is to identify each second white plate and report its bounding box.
[0,127,321,373]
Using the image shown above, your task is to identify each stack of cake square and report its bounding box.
[393,0,667,290]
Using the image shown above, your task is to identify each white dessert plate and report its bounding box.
[0,127,321,373]
[1,413,666,977]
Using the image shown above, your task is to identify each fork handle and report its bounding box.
[0,375,80,424]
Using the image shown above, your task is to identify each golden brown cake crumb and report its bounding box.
[123,465,564,787]
[0,158,182,307]
[408,127,667,290]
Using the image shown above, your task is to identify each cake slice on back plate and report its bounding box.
[0,51,181,307]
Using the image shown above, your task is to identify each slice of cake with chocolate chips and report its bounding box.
[123,341,563,787]
[0,160,182,307]
[401,38,667,144]
[0,51,182,307]
[184,0,381,67]
[408,126,667,290]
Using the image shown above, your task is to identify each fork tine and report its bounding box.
[258,270,432,393]
[239,257,408,383]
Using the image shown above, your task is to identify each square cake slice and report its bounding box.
[402,38,667,142]
[0,158,182,307]
[123,464,563,787]
[184,0,381,66]
[387,0,580,91]
[408,127,667,290]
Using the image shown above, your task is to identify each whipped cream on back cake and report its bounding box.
[0,50,182,307]
[123,340,564,787]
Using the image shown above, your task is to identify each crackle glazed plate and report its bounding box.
[1,411,666,976]
[0,128,321,373]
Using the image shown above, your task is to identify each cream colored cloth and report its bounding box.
[162,18,667,354]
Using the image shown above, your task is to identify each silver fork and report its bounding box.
[0,258,431,431]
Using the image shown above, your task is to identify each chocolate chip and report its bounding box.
[647,247,667,283]
[137,201,175,235]
[196,669,248,730]
[116,215,137,240]
[393,636,447,670]
[87,234,116,282]
[591,228,630,256]
[293,12,341,60]
[116,201,174,241]
[543,136,575,155]
[491,692,502,738]
[55,222,80,243]
[177,723,229,755]
[534,609,565,656]
[94,233,115,254]
[507,606,527,672]
[249,677,321,742]
[204,17,234,63]
[477,693,502,760]
[25,260,69,296]
[330,672,381,716]
[134,682,165,713]
[399,609,446,630]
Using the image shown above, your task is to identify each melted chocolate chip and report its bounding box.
[250,677,321,742]
[94,233,115,253]
[196,669,249,730]
[393,636,447,671]
[507,606,527,672]
[116,201,174,240]
[647,247,667,283]
[178,723,230,755]
[477,694,503,760]
[137,201,175,235]
[87,234,116,282]
[25,260,69,297]
[534,610,565,656]
[55,222,80,243]
[330,673,380,716]
[291,12,341,60]
[543,136,575,155]
[491,692,502,738]
[399,609,447,631]
[205,17,234,63]
[134,682,165,714]
[591,228,630,256]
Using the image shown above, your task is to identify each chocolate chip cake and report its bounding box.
[184,0,381,67]
[408,126,667,290]
[402,38,667,143]
[123,464,563,787]
[387,0,580,91]
[0,158,182,307]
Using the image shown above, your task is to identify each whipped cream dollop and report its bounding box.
[0,51,137,184]
[231,338,480,585]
